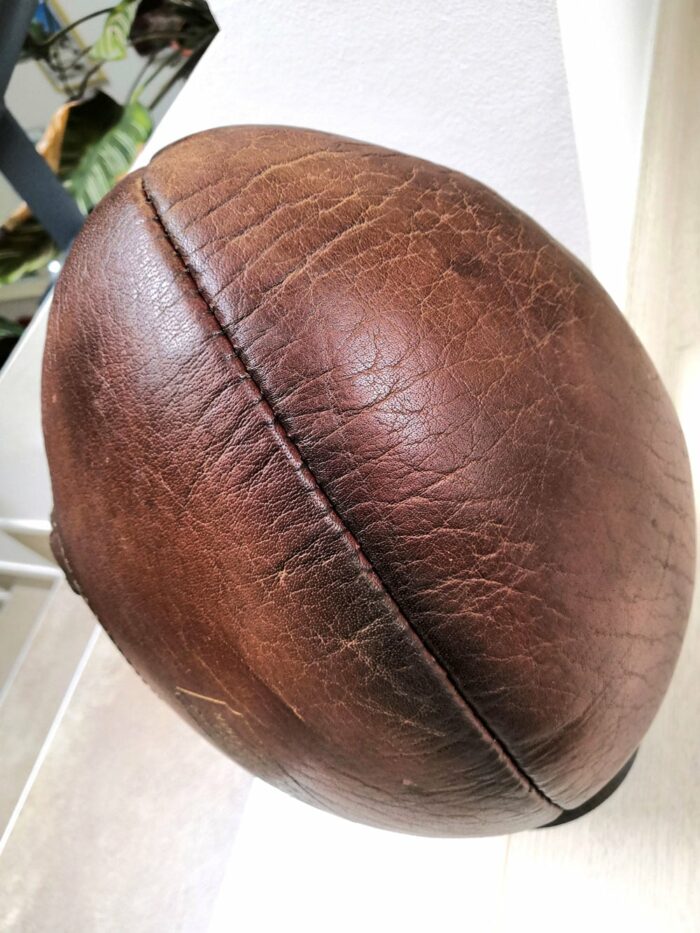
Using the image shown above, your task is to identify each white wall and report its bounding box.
[556,0,659,306]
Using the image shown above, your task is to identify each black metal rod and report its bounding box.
[0,0,38,97]
[0,0,84,249]
[0,110,84,249]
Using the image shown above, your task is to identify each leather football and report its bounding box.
[42,126,695,836]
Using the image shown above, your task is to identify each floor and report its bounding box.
[0,1,698,930]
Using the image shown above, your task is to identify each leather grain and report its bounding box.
[42,126,695,835]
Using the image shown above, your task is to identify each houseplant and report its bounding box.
[0,0,217,286]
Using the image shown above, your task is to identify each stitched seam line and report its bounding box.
[140,175,561,814]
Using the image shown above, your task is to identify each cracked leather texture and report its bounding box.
[42,126,695,836]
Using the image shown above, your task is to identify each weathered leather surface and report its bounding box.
[42,126,695,836]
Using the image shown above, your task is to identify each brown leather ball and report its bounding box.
[43,126,695,836]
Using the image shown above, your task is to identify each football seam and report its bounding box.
[140,172,562,817]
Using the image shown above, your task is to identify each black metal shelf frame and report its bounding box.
[0,0,84,250]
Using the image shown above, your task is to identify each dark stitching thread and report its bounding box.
[140,175,561,815]
[50,515,84,597]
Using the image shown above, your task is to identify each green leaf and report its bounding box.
[0,316,26,339]
[0,219,57,286]
[58,93,124,179]
[89,1,138,62]
[66,100,152,213]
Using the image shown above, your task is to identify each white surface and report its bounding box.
[0,529,59,582]
[0,301,52,532]
[557,0,659,307]
[210,780,509,933]
[0,588,251,931]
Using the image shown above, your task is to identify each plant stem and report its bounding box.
[126,54,155,103]
[72,61,104,101]
[126,30,202,45]
[39,7,115,50]
[147,42,206,111]
[140,47,181,93]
